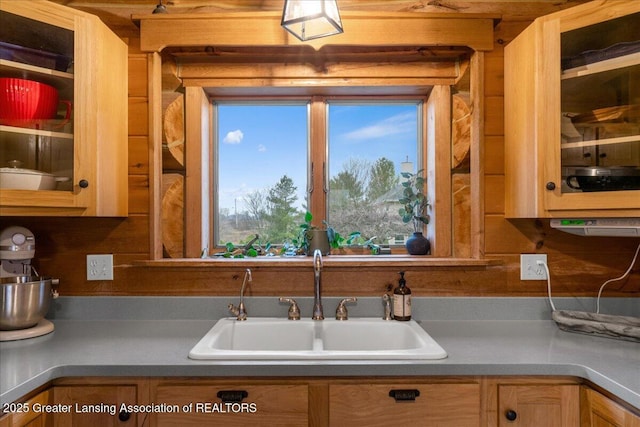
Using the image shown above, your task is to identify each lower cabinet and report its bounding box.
[1,378,149,427]
[1,389,53,427]
[149,380,309,426]
[53,384,140,427]
[3,377,640,426]
[497,383,580,427]
[329,381,481,427]
[581,387,640,427]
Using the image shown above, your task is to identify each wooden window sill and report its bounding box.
[134,255,501,269]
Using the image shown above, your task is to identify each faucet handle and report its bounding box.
[335,297,357,321]
[228,302,247,321]
[279,297,301,320]
[382,294,392,320]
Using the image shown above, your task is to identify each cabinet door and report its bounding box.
[53,385,138,427]
[3,388,54,427]
[581,387,640,427]
[546,7,640,213]
[329,383,480,427]
[0,1,127,217]
[498,385,579,427]
[151,382,308,427]
[505,2,640,218]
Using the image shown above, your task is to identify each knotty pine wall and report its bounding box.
[3,18,639,298]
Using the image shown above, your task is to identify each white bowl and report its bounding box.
[0,167,68,190]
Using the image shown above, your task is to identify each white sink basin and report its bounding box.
[189,317,447,360]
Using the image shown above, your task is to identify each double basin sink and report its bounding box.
[189,317,447,360]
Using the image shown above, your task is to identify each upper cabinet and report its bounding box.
[505,1,640,218]
[0,1,127,216]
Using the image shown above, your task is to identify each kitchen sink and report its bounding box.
[204,317,317,351]
[189,317,447,360]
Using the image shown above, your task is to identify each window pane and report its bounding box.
[328,102,421,246]
[216,103,308,246]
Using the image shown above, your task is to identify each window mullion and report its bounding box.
[309,96,328,226]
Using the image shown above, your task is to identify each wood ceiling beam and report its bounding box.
[135,11,496,52]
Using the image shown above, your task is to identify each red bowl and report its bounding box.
[0,78,59,124]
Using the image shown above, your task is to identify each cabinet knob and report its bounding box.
[118,409,131,422]
[545,182,556,191]
[505,409,517,421]
[78,179,89,188]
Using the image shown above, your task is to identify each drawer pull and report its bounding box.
[388,389,420,402]
[216,390,248,403]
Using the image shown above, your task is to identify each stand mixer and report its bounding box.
[0,226,56,340]
[1,226,36,277]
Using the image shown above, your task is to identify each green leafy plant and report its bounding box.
[217,235,265,258]
[398,169,430,233]
[294,212,344,251]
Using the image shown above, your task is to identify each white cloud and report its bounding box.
[223,129,244,144]
[342,112,415,141]
[257,144,267,152]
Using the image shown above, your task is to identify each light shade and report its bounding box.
[281,0,343,42]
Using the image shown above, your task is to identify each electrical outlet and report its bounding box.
[87,254,114,281]
[520,254,548,280]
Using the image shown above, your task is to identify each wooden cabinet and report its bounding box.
[581,387,640,427]
[53,385,139,427]
[149,379,308,426]
[4,377,640,426]
[0,0,127,217]
[505,1,640,218]
[1,389,53,427]
[1,379,146,427]
[328,381,481,427]
[497,384,580,427]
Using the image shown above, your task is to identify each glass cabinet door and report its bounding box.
[559,12,640,194]
[0,10,75,192]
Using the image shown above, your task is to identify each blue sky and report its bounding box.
[217,102,419,213]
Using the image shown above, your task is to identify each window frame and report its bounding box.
[210,95,429,254]
[159,59,483,262]
[179,86,456,259]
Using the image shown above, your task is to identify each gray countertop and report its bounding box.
[1,297,639,408]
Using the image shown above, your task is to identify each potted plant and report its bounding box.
[398,169,431,255]
[295,212,332,255]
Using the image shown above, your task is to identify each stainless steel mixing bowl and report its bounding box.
[0,276,52,330]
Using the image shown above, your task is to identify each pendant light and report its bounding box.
[281,0,343,41]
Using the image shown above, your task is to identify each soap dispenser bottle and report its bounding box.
[393,271,412,321]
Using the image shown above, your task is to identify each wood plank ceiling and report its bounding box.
[51,0,592,37]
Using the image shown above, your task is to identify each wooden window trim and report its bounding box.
[140,13,490,262]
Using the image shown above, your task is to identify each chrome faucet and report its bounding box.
[228,268,252,321]
[312,249,324,320]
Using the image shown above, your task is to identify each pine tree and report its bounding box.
[368,157,398,202]
[265,175,300,242]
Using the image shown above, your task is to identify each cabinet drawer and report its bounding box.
[152,382,308,427]
[329,383,480,427]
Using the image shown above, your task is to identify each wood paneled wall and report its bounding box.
[2,14,638,298]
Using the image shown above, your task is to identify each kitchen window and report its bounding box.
[214,98,424,251]
[138,12,493,263]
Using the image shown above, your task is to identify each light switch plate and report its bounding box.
[87,254,114,281]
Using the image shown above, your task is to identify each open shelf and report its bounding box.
[561,135,640,150]
[0,124,73,140]
[562,51,640,80]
